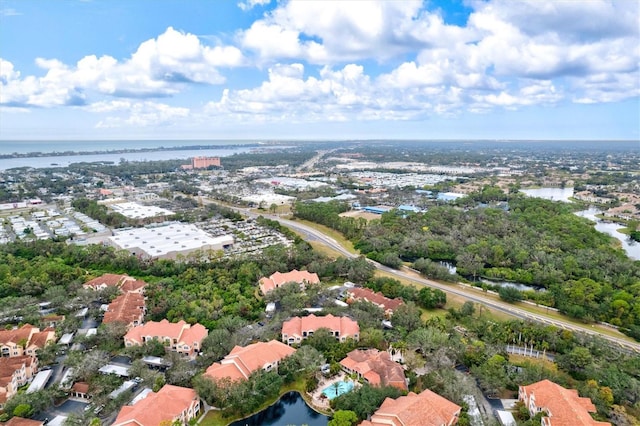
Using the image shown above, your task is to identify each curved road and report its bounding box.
[271,216,640,354]
[203,199,640,353]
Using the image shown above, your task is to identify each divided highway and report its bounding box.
[200,197,640,354]
[271,216,640,354]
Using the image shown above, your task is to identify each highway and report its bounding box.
[203,198,640,353]
[270,215,640,353]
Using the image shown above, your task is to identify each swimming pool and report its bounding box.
[321,380,354,400]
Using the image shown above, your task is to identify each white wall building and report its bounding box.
[109,223,234,260]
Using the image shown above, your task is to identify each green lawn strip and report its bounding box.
[292,219,357,254]
[449,284,636,342]
[199,377,330,426]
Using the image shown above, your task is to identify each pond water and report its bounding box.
[575,207,640,260]
[520,187,574,202]
[480,279,547,293]
[229,391,328,426]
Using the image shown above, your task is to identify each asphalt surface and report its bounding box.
[271,214,640,353]
[202,199,640,353]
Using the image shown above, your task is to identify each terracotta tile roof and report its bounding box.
[347,288,403,314]
[365,389,462,426]
[0,325,34,346]
[29,330,55,350]
[2,417,44,426]
[0,356,31,391]
[340,349,407,391]
[259,269,320,294]
[124,319,208,354]
[72,381,90,394]
[204,340,296,382]
[113,384,199,426]
[120,278,147,293]
[83,273,146,293]
[83,273,128,289]
[282,314,359,343]
[519,380,611,426]
[103,292,145,327]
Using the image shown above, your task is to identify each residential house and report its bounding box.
[518,379,611,426]
[0,356,38,409]
[113,384,201,426]
[360,389,461,426]
[0,325,56,358]
[124,319,208,358]
[259,269,320,294]
[346,288,404,317]
[103,292,146,329]
[204,340,296,382]
[282,314,360,345]
[83,273,147,293]
[340,349,407,391]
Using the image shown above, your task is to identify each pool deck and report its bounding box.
[309,372,357,410]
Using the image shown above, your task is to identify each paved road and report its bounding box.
[203,198,640,353]
[271,216,640,353]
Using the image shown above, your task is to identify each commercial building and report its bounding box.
[106,201,174,221]
[113,384,201,426]
[191,156,221,169]
[259,269,320,294]
[124,319,208,358]
[109,223,234,260]
[340,349,407,391]
[360,389,462,426]
[282,314,359,345]
[518,379,611,426]
[204,340,295,382]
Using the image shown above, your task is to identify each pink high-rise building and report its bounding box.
[191,156,221,168]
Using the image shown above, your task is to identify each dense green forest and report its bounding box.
[294,196,640,339]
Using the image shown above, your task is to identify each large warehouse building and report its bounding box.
[108,223,233,260]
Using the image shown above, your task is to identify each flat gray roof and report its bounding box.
[26,370,52,393]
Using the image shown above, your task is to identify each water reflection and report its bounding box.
[520,187,574,202]
[575,207,640,260]
[229,392,328,426]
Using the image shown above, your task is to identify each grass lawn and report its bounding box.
[293,219,358,254]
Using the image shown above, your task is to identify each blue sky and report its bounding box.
[1,0,638,141]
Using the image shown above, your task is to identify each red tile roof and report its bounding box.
[124,319,208,356]
[347,288,403,314]
[83,273,146,293]
[103,292,145,327]
[113,384,200,426]
[0,325,53,355]
[0,325,34,346]
[204,340,296,382]
[362,389,461,426]
[340,349,407,391]
[259,269,320,294]
[72,381,90,394]
[2,417,44,426]
[519,380,611,426]
[282,314,359,343]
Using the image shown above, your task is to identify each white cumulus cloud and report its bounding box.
[1,27,244,108]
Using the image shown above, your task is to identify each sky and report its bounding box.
[0,0,639,141]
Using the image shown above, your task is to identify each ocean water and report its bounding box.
[0,140,261,155]
[0,140,267,170]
